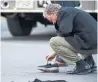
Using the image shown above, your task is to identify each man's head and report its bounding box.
[43,4,61,24]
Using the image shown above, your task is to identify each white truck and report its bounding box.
[1,0,97,36]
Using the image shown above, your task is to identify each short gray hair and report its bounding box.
[43,4,61,17]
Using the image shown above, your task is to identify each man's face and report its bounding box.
[45,14,57,24]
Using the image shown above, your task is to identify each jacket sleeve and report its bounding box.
[58,13,73,36]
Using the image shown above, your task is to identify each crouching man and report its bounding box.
[43,4,97,74]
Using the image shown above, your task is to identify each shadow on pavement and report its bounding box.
[1,33,56,42]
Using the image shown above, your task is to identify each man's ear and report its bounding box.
[53,13,57,17]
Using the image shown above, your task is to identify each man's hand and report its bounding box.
[46,51,56,61]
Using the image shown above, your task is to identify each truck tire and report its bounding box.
[7,17,36,36]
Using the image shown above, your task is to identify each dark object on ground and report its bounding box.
[38,68,59,73]
[33,79,67,82]
[38,63,67,73]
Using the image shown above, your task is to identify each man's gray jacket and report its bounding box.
[56,7,97,55]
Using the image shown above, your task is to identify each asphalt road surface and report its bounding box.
[0,17,97,82]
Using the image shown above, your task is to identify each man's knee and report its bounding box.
[49,36,61,47]
[50,36,76,52]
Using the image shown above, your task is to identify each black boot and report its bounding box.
[67,60,91,75]
[84,55,97,72]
